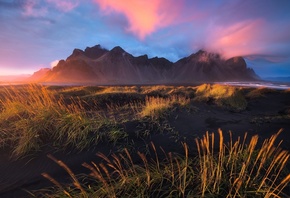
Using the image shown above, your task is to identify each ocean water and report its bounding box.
[1,81,290,90]
[218,81,290,90]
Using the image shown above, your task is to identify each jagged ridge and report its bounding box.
[30,45,259,84]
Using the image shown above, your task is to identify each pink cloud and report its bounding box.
[247,55,289,63]
[46,0,79,12]
[22,0,47,17]
[203,19,266,59]
[94,0,183,40]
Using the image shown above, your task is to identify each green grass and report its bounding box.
[36,130,290,198]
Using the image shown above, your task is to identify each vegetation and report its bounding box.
[140,95,190,119]
[0,85,141,156]
[0,85,190,157]
[0,84,287,156]
[35,130,290,197]
[246,87,276,99]
[195,84,247,111]
[0,84,290,197]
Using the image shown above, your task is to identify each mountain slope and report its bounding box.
[172,50,258,82]
[34,44,259,84]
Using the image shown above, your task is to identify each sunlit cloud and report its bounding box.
[203,20,265,59]
[46,0,79,12]
[94,0,182,40]
[1,0,290,77]
[50,60,59,68]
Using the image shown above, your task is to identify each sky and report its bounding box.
[1,0,290,78]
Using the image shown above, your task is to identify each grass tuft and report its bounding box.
[195,84,247,111]
[38,130,290,198]
[246,87,276,99]
[140,95,190,119]
[0,85,111,156]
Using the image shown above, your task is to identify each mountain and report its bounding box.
[171,50,258,82]
[29,68,50,81]
[32,44,259,84]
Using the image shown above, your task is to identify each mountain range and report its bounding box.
[29,44,259,84]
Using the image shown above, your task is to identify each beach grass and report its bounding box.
[0,85,116,156]
[37,130,290,198]
[0,85,190,157]
[0,84,290,197]
[140,95,190,119]
[246,87,277,99]
[195,84,247,111]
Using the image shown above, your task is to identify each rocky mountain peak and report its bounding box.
[84,45,108,59]
[149,57,173,69]
[33,44,259,83]
[225,56,247,71]
[67,49,84,60]
[29,68,51,81]
[110,46,126,55]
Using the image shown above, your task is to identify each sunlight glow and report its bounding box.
[94,0,182,39]
[205,20,265,58]
[50,60,59,68]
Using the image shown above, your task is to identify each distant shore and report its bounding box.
[1,80,290,90]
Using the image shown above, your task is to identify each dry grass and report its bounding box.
[2,85,290,197]
[100,86,139,94]
[167,86,195,98]
[246,87,276,99]
[0,85,111,156]
[140,95,190,119]
[284,88,290,93]
[195,129,290,197]
[140,85,174,95]
[38,130,290,197]
[0,85,190,156]
[195,84,247,111]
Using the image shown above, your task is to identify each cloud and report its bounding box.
[94,0,182,39]
[22,0,47,17]
[0,1,22,9]
[46,0,79,12]
[202,17,290,61]
[203,19,265,58]
[185,0,290,61]
[50,60,59,68]
[20,0,79,18]
[92,0,290,62]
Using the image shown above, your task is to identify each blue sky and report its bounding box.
[1,0,290,78]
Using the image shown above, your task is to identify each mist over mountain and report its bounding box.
[30,45,259,84]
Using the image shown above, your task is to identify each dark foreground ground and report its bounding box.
[0,85,290,197]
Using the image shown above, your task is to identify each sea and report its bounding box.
[218,81,290,90]
[1,81,290,90]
